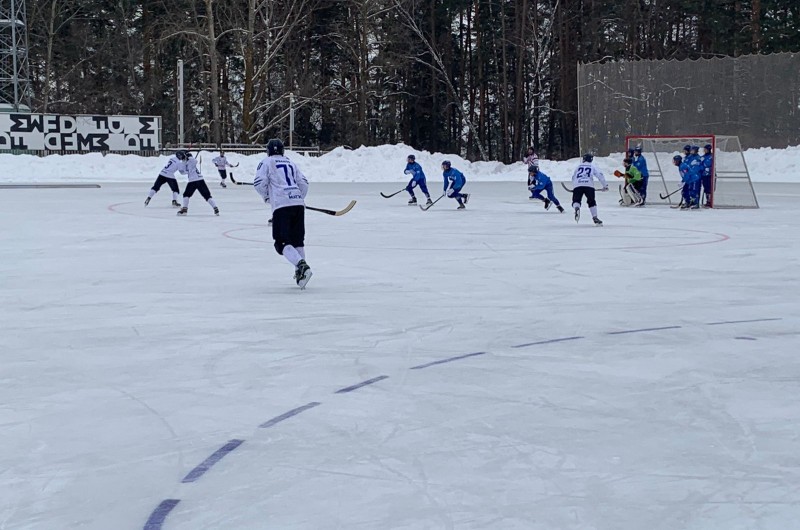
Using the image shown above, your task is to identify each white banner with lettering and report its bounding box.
[0,114,161,151]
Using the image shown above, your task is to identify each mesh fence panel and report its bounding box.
[578,53,800,157]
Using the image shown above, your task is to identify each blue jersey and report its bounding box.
[404,162,426,182]
[532,171,552,189]
[633,155,649,178]
[443,167,466,191]
[687,154,702,174]
[678,161,701,183]
[701,154,713,177]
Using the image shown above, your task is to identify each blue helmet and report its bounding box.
[441,160,451,169]
[582,153,594,163]
[407,154,415,161]
[683,144,691,153]
[528,165,538,173]
[704,143,713,152]
[690,145,699,153]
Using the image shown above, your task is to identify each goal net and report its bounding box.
[624,135,759,208]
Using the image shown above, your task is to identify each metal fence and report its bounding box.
[578,52,800,156]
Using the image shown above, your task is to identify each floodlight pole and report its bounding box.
[177,59,184,145]
[289,92,295,150]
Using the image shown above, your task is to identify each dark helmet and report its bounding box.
[623,158,633,165]
[633,145,643,154]
[673,154,682,164]
[704,143,713,152]
[626,149,634,157]
[267,138,285,156]
[407,154,416,161]
[582,153,594,163]
[683,144,691,153]
[441,160,451,169]
[528,164,538,173]
[175,150,187,161]
[690,145,699,153]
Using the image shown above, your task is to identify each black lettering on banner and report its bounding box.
[139,117,155,134]
[76,133,109,151]
[11,135,28,149]
[108,119,124,134]
[10,114,45,133]
[60,116,77,134]
[0,133,7,147]
[125,134,141,149]
[139,137,156,150]
[45,115,60,133]
[45,133,62,150]
[92,116,109,132]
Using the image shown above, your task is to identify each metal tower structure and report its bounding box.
[0,0,32,111]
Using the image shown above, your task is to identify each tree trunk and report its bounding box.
[205,0,221,146]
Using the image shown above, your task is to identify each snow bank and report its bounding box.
[0,143,797,184]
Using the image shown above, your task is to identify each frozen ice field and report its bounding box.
[1,181,799,530]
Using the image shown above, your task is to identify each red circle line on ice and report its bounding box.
[221,225,730,251]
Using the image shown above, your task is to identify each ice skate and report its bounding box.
[177,207,188,216]
[408,196,417,205]
[690,202,700,210]
[213,207,219,216]
[220,180,227,188]
[557,205,564,213]
[680,203,690,210]
[574,207,580,223]
[171,200,181,208]
[425,197,433,206]
[295,260,312,289]
[144,197,151,206]
[462,193,470,205]
[544,199,551,210]
[457,202,466,210]
[593,216,603,226]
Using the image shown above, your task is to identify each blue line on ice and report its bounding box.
[143,499,180,530]
[260,402,322,428]
[706,317,782,326]
[607,325,682,335]
[181,439,245,483]
[410,351,487,370]
[511,336,585,348]
[335,375,390,394]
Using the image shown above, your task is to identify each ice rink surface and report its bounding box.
[2,182,799,530]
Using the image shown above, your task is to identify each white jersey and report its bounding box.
[212,156,231,170]
[159,156,186,179]
[184,156,205,182]
[254,154,309,212]
[571,162,607,189]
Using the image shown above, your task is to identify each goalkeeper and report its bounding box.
[614,158,644,206]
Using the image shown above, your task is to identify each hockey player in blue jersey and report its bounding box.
[403,154,432,206]
[528,165,564,212]
[632,146,650,204]
[673,154,701,209]
[701,144,714,207]
[441,160,470,209]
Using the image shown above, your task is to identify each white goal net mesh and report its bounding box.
[625,135,758,209]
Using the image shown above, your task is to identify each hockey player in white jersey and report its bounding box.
[571,153,608,226]
[253,138,312,288]
[145,151,186,207]
[212,151,234,188]
[177,152,219,216]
